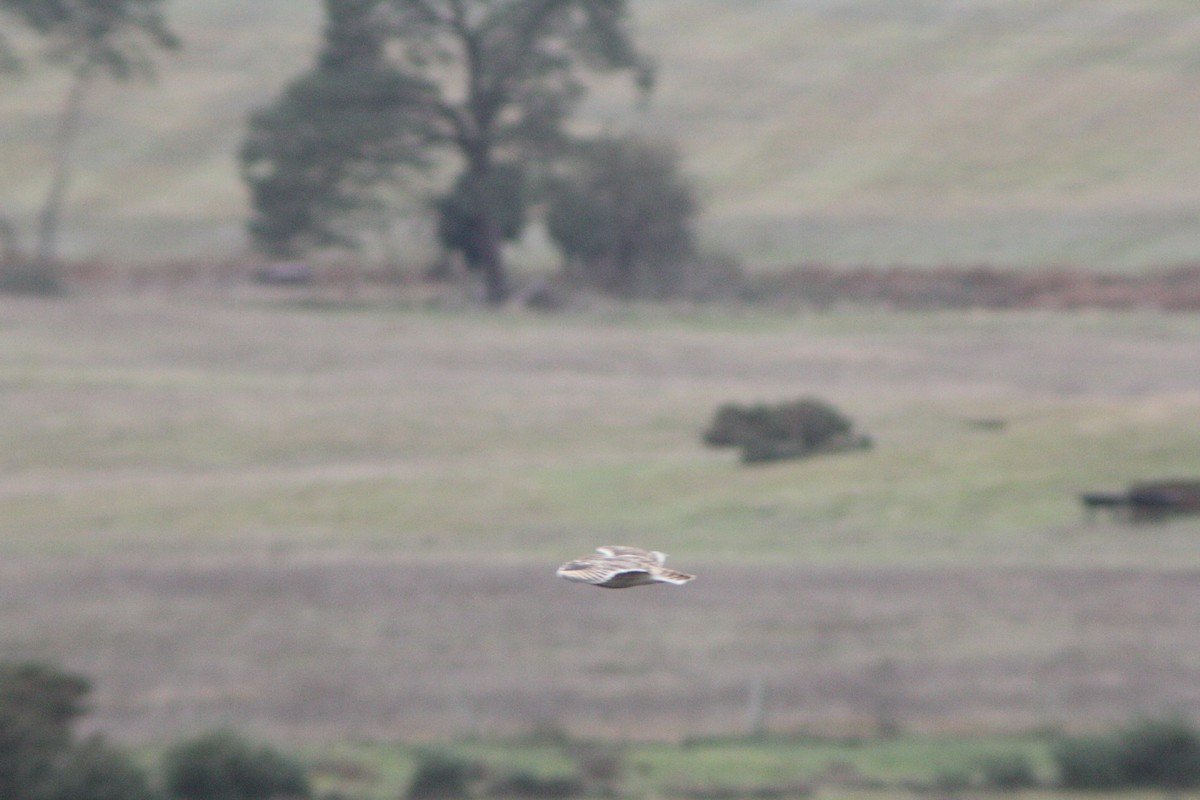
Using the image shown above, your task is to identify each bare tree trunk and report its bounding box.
[745,675,767,737]
[0,216,17,266]
[32,63,93,293]
[476,213,507,306]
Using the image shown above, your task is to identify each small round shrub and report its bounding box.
[977,752,1038,790]
[1055,717,1200,790]
[739,434,807,464]
[163,729,310,800]
[702,397,858,463]
[774,398,852,448]
[43,735,157,800]
[702,404,752,447]
[1054,735,1126,789]
[406,751,481,800]
[1116,717,1200,789]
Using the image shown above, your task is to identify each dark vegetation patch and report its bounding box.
[702,397,871,464]
[1054,717,1200,790]
[1081,479,1200,523]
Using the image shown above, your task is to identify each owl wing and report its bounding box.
[556,556,644,585]
[594,545,666,565]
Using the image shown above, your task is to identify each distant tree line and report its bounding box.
[0,0,709,304]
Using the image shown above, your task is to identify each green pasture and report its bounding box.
[2,297,1199,566]
[297,731,1195,800]
[3,296,1200,755]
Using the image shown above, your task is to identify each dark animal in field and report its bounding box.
[1080,492,1130,522]
[556,546,695,588]
[1080,480,1200,523]
[1127,480,1200,522]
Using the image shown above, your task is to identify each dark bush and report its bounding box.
[740,434,811,465]
[702,404,754,447]
[703,397,867,464]
[774,399,852,447]
[1055,717,1200,790]
[546,136,698,299]
[42,735,157,800]
[1116,717,1200,788]
[406,751,481,800]
[163,729,310,800]
[976,751,1038,790]
[1054,734,1131,789]
[0,661,92,800]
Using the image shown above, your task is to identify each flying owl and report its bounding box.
[556,545,695,588]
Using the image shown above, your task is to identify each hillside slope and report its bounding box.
[3,0,1200,270]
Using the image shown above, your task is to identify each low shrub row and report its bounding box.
[0,661,308,800]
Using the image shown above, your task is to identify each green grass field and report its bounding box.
[295,732,1066,799]
[4,297,1199,563]
[6,295,1200,796]
[8,2,1200,794]
[3,296,1200,757]
[5,1,1200,268]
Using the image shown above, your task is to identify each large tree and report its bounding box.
[245,0,651,304]
[0,0,179,293]
[241,0,434,258]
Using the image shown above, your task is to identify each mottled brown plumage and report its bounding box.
[556,546,695,588]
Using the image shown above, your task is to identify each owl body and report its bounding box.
[556,546,695,588]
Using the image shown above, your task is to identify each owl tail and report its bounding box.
[652,568,695,585]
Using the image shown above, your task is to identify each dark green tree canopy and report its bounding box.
[379,0,652,158]
[243,0,651,303]
[546,135,697,297]
[241,71,434,256]
[41,735,157,800]
[435,162,527,270]
[163,729,312,800]
[240,0,435,257]
[384,0,652,304]
[0,662,90,800]
[0,0,178,77]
